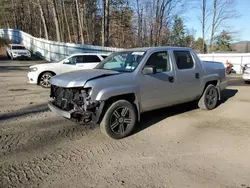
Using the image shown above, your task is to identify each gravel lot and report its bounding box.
[0,55,250,188]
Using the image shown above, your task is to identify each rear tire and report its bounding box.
[100,100,137,139]
[198,84,218,110]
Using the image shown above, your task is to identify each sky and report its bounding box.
[184,0,250,42]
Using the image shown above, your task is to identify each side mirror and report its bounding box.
[63,59,70,64]
[142,66,156,75]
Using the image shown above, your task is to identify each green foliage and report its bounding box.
[184,35,195,48]
[171,15,186,47]
[194,37,207,53]
[214,30,233,51]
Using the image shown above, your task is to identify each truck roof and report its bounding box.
[69,52,111,56]
[122,46,193,52]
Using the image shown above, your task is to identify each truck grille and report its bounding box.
[50,85,79,111]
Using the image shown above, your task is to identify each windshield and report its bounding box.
[96,51,146,72]
[58,56,69,62]
[12,46,26,50]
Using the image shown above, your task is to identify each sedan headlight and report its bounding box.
[29,67,38,72]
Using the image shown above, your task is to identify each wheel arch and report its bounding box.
[97,93,140,124]
[202,80,221,100]
[37,71,56,85]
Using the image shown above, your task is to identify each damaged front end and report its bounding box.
[48,85,104,124]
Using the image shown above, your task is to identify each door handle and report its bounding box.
[168,76,174,83]
[195,73,200,79]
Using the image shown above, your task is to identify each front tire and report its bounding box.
[39,72,53,88]
[100,100,137,139]
[198,84,219,110]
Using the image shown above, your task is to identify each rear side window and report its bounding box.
[173,51,194,69]
[83,55,101,63]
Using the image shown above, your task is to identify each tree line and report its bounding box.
[0,0,239,53]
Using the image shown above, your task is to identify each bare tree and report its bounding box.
[49,0,61,42]
[209,0,240,52]
[75,0,84,43]
[136,0,143,47]
[102,0,110,46]
[62,0,72,43]
[197,0,210,53]
[37,0,49,39]
[70,3,77,43]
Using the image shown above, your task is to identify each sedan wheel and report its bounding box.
[39,72,53,88]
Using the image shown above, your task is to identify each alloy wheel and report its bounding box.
[40,74,52,88]
[205,88,217,109]
[109,107,132,135]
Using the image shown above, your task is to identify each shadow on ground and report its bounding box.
[133,88,238,135]
[0,103,49,122]
[0,65,31,72]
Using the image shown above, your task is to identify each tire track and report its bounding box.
[0,130,139,188]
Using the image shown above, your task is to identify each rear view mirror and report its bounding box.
[142,66,156,74]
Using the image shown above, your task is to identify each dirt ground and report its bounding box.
[0,54,250,188]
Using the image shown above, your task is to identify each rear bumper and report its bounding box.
[12,54,31,59]
[48,101,72,119]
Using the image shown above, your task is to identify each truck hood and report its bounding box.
[49,69,120,88]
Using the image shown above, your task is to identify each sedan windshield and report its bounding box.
[96,51,146,72]
[12,46,26,50]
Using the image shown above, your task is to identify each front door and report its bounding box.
[61,55,83,73]
[172,50,201,102]
[138,51,178,112]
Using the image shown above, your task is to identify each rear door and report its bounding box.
[172,50,201,102]
[76,55,102,69]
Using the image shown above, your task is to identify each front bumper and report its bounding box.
[48,101,72,119]
[27,71,39,84]
[12,54,31,59]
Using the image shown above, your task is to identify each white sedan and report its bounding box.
[27,53,110,88]
[243,68,250,84]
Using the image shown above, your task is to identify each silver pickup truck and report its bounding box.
[48,47,227,139]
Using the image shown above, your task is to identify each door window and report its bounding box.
[66,56,83,65]
[83,55,101,63]
[145,51,171,72]
[173,51,194,69]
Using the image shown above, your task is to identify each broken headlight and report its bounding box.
[80,88,92,98]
